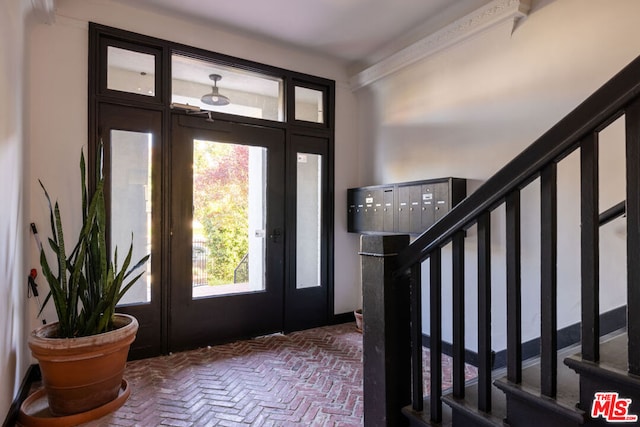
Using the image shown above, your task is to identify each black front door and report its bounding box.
[169,115,285,351]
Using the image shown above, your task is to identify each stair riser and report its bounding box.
[450,409,501,427]
[503,397,582,427]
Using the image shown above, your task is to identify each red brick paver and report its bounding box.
[62,323,475,426]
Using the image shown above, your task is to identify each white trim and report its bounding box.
[30,0,56,24]
[349,0,531,91]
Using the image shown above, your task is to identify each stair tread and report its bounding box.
[520,345,581,405]
[402,400,453,427]
[494,339,583,409]
[443,383,507,426]
[565,331,628,372]
[404,331,630,426]
[403,381,507,426]
[493,379,585,423]
[563,331,640,395]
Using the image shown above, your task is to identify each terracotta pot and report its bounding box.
[354,309,363,333]
[28,313,138,416]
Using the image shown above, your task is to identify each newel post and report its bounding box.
[360,234,411,427]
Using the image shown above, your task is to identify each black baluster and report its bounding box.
[430,248,442,422]
[540,163,558,398]
[506,191,522,383]
[452,231,466,398]
[477,212,492,412]
[581,133,600,362]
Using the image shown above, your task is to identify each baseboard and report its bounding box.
[2,364,41,427]
[422,334,482,367]
[331,311,356,325]
[422,305,627,370]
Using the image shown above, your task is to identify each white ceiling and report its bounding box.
[111,0,493,64]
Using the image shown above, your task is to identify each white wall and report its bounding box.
[0,0,32,417]
[27,0,361,337]
[356,0,635,352]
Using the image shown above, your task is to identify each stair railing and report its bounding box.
[233,252,249,284]
[360,54,640,426]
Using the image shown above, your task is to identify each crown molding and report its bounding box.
[349,0,531,91]
[30,0,56,24]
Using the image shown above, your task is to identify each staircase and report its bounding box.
[359,54,640,426]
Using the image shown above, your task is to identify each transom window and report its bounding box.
[171,54,284,122]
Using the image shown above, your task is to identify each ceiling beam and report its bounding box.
[349,0,531,91]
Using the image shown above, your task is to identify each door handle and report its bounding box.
[269,228,282,243]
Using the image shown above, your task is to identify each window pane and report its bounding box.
[111,130,153,305]
[192,140,267,298]
[172,54,284,122]
[295,86,324,123]
[107,46,155,96]
[296,153,322,289]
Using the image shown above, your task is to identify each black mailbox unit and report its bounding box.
[347,178,466,234]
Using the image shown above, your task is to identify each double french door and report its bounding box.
[101,107,329,357]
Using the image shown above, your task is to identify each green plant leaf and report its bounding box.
[37,141,150,337]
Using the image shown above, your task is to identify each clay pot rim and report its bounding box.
[29,313,138,352]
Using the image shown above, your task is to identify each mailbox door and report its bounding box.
[397,186,411,233]
[383,187,395,232]
[409,185,423,234]
[434,182,450,222]
[347,189,357,232]
[421,184,436,230]
[364,189,383,232]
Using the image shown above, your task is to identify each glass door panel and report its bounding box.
[296,152,322,289]
[111,130,153,305]
[191,140,266,298]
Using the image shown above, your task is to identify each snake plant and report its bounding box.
[38,143,149,338]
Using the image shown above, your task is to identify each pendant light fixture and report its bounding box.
[201,74,230,106]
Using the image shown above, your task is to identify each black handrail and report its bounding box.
[395,55,640,274]
[599,200,626,226]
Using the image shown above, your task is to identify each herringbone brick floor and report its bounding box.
[25,322,478,426]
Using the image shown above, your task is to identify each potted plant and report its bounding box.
[28,143,149,417]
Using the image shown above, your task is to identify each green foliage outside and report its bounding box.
[193,141,249,286]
